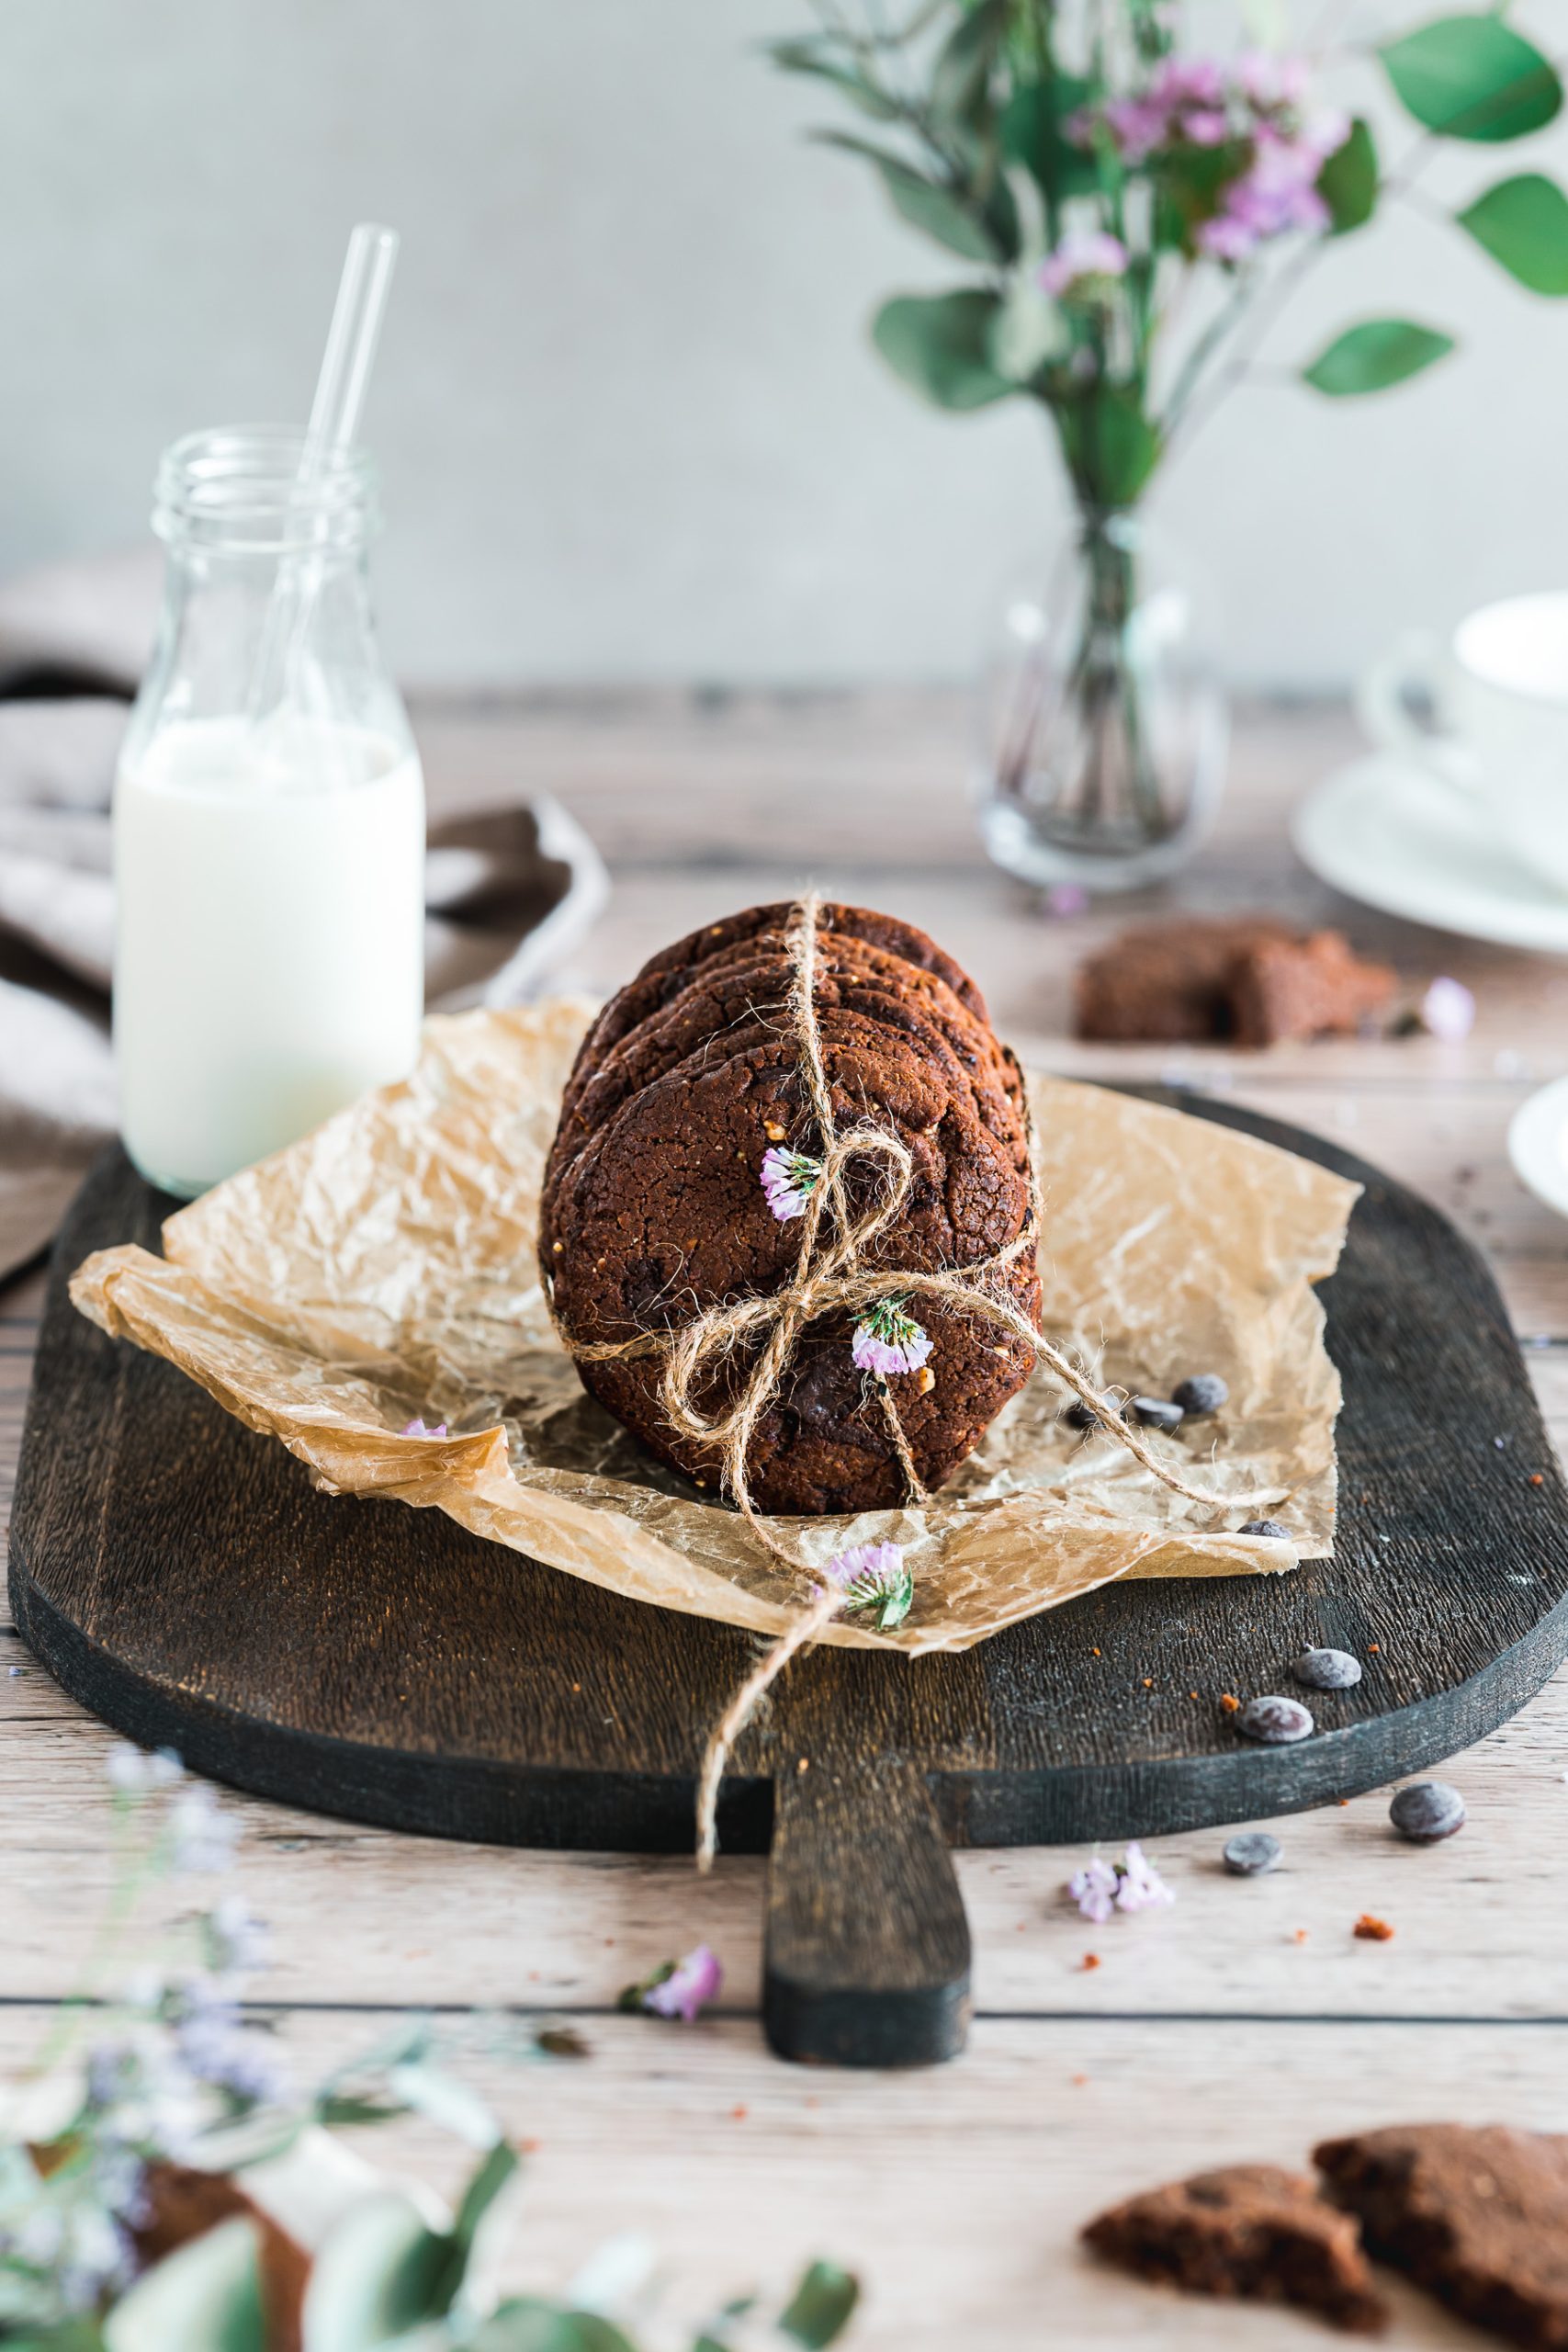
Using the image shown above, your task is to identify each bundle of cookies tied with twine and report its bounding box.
[73,898,1358,1860]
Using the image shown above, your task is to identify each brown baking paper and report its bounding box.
[70,1002,1358,1656]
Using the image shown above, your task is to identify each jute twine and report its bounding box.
[548,897,1286,1866]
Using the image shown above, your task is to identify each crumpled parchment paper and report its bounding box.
[70,1002,1359,1656]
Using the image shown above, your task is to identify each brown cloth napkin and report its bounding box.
[0,551,608,1283]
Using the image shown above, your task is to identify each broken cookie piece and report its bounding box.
[1074,918,1395,1046]
[1315,2123,1568,2349]
[1083,2162,1388,2333]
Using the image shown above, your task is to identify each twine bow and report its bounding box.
[549,896,1288,1864]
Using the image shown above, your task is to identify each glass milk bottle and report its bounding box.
[114,426,425,1195]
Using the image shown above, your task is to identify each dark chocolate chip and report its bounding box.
[1063,1396,1126,1430]
[1238,1519,1292,1540]
[1172,1374,1228,1417]
[1389,1781,1466,1842]
[1294,1646,1362,1691]
[1223,1832,1282,1876]
[1236,1694,1314,1745]
[1130,1395,1185,1433]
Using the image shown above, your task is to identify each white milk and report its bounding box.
[114,714,425,1194]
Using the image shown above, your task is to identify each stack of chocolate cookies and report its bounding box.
[540,901,1042,1515]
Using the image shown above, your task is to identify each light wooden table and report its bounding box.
[6,694,1568,2350]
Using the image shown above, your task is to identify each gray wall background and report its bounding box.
[2,0,1564,689]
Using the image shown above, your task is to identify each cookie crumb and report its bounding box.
[1081,1952,1101,1972]
[1220,1692,1241,1713]
[1353,1913,1394,1941]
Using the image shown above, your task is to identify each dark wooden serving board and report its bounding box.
[15,1100,1568,2070]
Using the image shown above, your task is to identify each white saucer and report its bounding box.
[1292,754,1568,954]
[1509,1077,1568,1219]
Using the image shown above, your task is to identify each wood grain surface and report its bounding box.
[6,694,1568,2340]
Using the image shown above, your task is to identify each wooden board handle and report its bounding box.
[763,1754,972,2067]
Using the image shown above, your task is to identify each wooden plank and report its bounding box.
[3,1649,1567,2023]
[0,2005,1547,2349]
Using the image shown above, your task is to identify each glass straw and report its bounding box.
[247,221,400,723]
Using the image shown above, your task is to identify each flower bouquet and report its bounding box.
[767,2,1568,886]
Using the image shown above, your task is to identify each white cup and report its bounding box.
[1359,592,1568,894]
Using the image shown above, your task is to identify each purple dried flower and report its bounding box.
[106,1743,184,1795]
[852,1296,932,1379]
[640,1944,723,2022]
[400,1416,448,1438]
[1067,1854,1120,1924]
[822,1539,915,1631]
[761,1145,822,1223]
[1067,1842,1175,1921]
[1421,976,1475,1043]
[167,1784,238,1876]
[1045,882,1090,919]
[1114,1840,1175,1913]
[1040,229,1129,299]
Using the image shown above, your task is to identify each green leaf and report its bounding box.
[104,2219,265,2352]
[1054,393,1163,510]
[872,290,1015,411]
[1318,117,1379,234]
[1380,16,1562,142]
[986,275,1066,383]
[386,2060,503,2150]
[999,74,1098,204]
[1302,317,1457,395]
[450,2141,521,2262]
[776,2261,860,2350]
[301,2192,452,2352]
[929,0,1008,126]
[817,132,998,260]
[1458,171,1568,293]
[763,40,902,122]
[467,2303,637,2352]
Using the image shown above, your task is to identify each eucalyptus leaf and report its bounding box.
[929,0,1008,126]
[873,290,1015,411]
[776,2260,860,2349]
[817,132,998,261]
[1380,16,1562,142]
[999,75,1098,205]
[1054,394,1162,510]
[465,2302,638,2352]
[1458,172,1568,293]
[301,2192,452,2352]
[986,276,1066,382]
[1302,317,1456,395]
[763,40,902,122]
[1317,117,1378,234]
[103,2218,265,2352]
[386,2062,503,2151]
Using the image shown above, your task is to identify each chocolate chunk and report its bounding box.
[1172,1374,1228,1416]
[1236,1695,1314,1745]
[1295,1646,1363,1690]
[1223,1832,1283,1876]
[1389,1781,1466,1842]
[1130,1396,1185,1433]
[1239,1519,1292,1541]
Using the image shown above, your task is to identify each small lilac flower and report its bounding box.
[106,1742,184,1795]
[638,1944,723,2022]
[203,1894,270,1977]
[822,1539,915,1632]
[1040,229,1129,299]
[167,1783,239,1875]
[1045,882,1089,919]
[1114,1840,1175,1913]
[1067,1854,1120,1924]
[852,1296,933,1379]
[400,1416,448,1438]
[761,1145,822,1223]
[1067,1842,1175,1920]
[1421,976,1476,1043]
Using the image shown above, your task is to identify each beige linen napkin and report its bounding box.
[0,551,607,1282]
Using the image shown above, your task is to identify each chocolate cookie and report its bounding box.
[545,993,1040,1514]
[1084,2164,1388,2334]
[1315,2123,1568,2346]
[548,933,1027,1204]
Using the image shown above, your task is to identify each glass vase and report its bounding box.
[974,511,1228,893]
